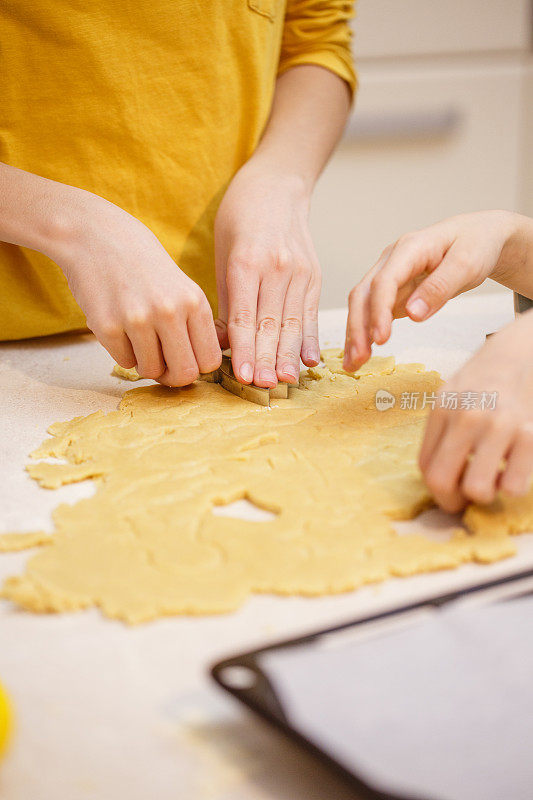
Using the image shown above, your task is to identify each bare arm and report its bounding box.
[344,211,533,373]
[254,64,351,192]
[491,213,533,298]
[215,65,351,387]
[0,162,79,254]
[342,209,533,512]
[0,162,220,383]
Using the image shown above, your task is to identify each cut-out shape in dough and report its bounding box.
[212,499,278,523]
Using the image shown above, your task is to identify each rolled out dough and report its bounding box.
[1,352,531,623]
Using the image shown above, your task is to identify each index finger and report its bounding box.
[368,239,426,343]
[369,231,449,343]
[344,248,391,371]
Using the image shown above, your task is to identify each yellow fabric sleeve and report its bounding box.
[278,0,357,96]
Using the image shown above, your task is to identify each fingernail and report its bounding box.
[406,297,429,320]
[281,364,299,382]
[259,369,277,386]
[304,347,320,366]
[240,362,253,383]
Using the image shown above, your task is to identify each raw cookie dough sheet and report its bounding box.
[1,346,531,623]
[1,294,533,800]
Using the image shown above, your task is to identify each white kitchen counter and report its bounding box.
[1,290,532,800]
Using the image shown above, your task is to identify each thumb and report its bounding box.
[214,232,230,350]
[214,271,230,349]
[405,244,472,321]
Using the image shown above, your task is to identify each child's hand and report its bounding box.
[53,194,221,386]
[343,211,520,372]
[214,161,321,387]
[420,312,533,512]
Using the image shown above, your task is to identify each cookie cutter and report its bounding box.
[202,355,289,407]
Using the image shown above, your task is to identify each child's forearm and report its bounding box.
[0,162,105,262]
[0,163,69,255]
[491,213,533,298]
[249,64,351,194]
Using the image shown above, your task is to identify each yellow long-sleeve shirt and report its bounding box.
[0,0,355,340]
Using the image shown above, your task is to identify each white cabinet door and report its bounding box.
[521,62,533,217]
[354,0,531,59]
[312,59,526,308]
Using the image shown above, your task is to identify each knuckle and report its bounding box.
[116,355,137,369]
[293,262,311,280]
[256,316,280,337]
[463,479,495,506]
[184,288,205,314]
[369,276,380,294]
[278,346,300,362]
[227,254,246,274]
[441,496,467,514]
[500,476,525,498]
[370,273,386,294]
[281,316,302,336]
[228,249,255,273]
[425,466,458,502]
[228,310,255,331]
[203,353,223,373]
[518,424,533,448]
[139,363,165,380]
[303,304,319,323]
[157,299,179,319]
[167,366,199,387]
[348,285,367,309]
[427,477,450,499]
[379,244,393,261]
[183,365,200,383]
[456,408,483,430]
[424,468,449,497]
[255,353,276,368]
[431,404,448,423]
[275,248,293,272]
[488,413,513,439]
[396,231,418,250]
[97,317,123,339]
[125,307,152,329]
[312,270,322,292]
[422,272,451,302]
[304,333,319,348]
[449,409,468,430]
[348,286,359,303]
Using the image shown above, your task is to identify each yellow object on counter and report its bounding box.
[0,681,13,758]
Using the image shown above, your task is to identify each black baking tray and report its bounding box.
[211,567,533,800]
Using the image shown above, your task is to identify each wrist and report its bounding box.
[490,307,533,361]
[42,188,126,265]
[490,212,533,286]
[30,184,94,263]
[240,152,313,205]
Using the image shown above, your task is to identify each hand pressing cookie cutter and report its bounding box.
[202,355,289,407]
